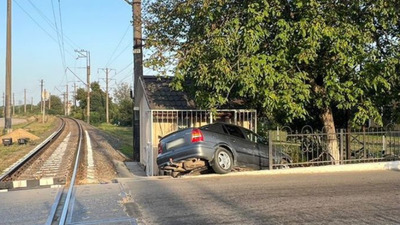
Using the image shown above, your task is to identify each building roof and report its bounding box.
[142,76,196,109]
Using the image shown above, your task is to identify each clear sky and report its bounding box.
[0,0,147,106]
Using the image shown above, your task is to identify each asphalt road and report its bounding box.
[120,170,400,225]
[0,118,27,128]
[0,188,60,225]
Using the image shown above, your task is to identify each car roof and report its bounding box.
[201,122,246,129]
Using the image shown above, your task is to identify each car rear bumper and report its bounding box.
[157,143,215,167]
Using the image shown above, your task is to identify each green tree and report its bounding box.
[75,82,110,124]
[112,82,133,126]
[144,0,400,161]
[47,95,63,115]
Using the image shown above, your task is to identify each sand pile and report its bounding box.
[0,128,40,142]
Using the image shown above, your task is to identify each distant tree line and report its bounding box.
[0,82,133,127]
[73,82,133,126]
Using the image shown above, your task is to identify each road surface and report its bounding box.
[119,170,400,225]
[0,118,27,128]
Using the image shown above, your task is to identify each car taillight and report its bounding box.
[191,128,204,143]
[158,142,163,154]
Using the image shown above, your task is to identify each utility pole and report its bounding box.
[2,93,4,117]
[105,70,110,124]
[73,82,77,110]
[98,68,115,124]
[48,92,51,109]
[66,84,69,115]
[24,89,26,113]
[63,91,66,115]
[4,0,12,134]
[125,0,143,161]
[12,93,15,116]
[31,97,33,111]
[41,80,45,123]
[75,50,91,124]
[40,80,43,114]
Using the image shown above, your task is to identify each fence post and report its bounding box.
[363,127,366,158]
[340,129,344,165]
[269,132,273,170]
[382,134,386,156]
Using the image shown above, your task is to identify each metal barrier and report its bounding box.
[270,127,400,168]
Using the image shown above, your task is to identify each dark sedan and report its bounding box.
[157,122,291,176]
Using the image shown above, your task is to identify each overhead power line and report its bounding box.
[26,0,80,50]
[15,0,79,63]
[112,62,133,79]
[107,41,133,67]
[105,24,131,68]
[51,0,66,70]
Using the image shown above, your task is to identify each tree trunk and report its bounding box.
[321,107,340,164]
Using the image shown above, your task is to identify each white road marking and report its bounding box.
[85,131,95,180]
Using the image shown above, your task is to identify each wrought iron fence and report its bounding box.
[269,125,400,168]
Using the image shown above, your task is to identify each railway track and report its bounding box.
[48,118,84,225]
[0,117,86,224]
[0,117,133,224]
[0,118,81,187]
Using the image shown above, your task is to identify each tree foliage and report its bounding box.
[112,82,133,126]
[47,95,63,115]
[144,0,400,128]
[75,82,112,124]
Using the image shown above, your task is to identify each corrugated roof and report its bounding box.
[142,76,196,109]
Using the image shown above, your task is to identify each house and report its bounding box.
[135,75,257,176]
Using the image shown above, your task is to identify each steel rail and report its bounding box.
[58,118,84,225]
[0,117,66,181]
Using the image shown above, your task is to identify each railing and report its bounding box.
[270,126,400,168]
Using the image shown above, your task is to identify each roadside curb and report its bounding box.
[0,177,66,190]
[133,160,400,179]
[193,160,400,178]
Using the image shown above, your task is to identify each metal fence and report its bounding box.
[270,126,400,168]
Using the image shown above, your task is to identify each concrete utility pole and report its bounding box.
[4,0,12,134]
[124,0,143,161]
[75,50,91,124]
[63,91,66,115]
[98,68,115,124]
[65,84,69,116]
[73,82,77,110]
[40,80,43,113]
[2,93,4,117]
[41,80,45,123]
[12,93,14,116]
[24,89,26,113]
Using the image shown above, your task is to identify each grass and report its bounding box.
[0,115,59,173]
[96,123,133,159]
[18,116,59,138]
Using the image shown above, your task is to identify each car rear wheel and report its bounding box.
[279,158,290,169]
[211,147,233,174]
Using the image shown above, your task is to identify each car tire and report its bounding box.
[211,147,233,174]
[279,158,290,169]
